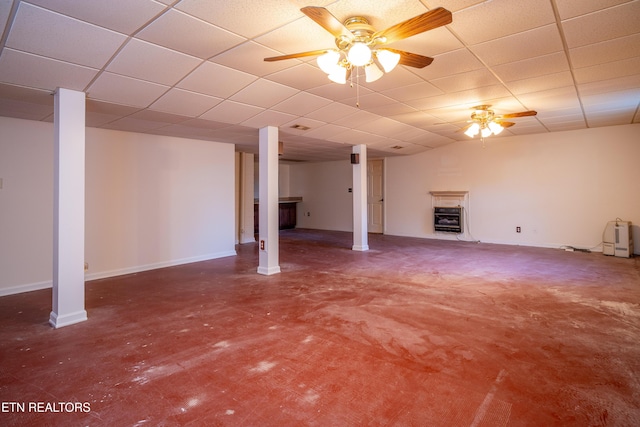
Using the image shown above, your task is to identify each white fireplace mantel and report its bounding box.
[429,190,469,198]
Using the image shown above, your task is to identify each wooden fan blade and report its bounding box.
[301,6,354,40]
[373,7,452,45]
[495,121,515,128]
[457,123,473,133]
[385,48,433,68]
[264,49,329,62]
[498,110,537,119]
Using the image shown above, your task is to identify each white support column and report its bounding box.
[50,88,87,328]
[352,144,369,251]
[257,126,281,275]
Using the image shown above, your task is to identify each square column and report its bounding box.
[50,88,87,328]
[352,144,369,251]
[257,126,281,275]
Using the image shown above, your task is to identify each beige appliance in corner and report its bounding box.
[603,220,633,258]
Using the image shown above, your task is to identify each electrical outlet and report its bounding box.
[84,262,89,271]
[516,226,521,233]
[260,240,265,250]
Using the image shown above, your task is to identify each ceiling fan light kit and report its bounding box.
[462,105,537,142]
[265,6,453,84]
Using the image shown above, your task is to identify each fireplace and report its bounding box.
[434,207,463,233]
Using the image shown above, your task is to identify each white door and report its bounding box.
[367,159,384,234]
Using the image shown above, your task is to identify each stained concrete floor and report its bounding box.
[1,229,639,426]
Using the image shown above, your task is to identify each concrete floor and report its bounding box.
[1,229,639,426]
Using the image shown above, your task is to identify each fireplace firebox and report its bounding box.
[434,207,463,233]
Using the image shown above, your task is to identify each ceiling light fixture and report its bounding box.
[464,106,505,142]
[460,105,537,145]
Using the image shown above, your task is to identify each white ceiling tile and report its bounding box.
[27,0,167,34]
[199,100,263,124]
[264,63,331,91]
[87,72,169,107]
[492,52,570,82]
[366,102,418,117]
[6,2,126,69]
[177,62,257,98]
[332,109,379,129]
[329,128,378,145]
[0,84,53,121]
[581,88,640,110]
[586,110,635,127]
[255,18,331,53]
[470,24,564,66]
[555,0,632,19]
[241,109,297,128]
[387,26,463,58]
[406,84,512,110]
[562,1,640,48]
[0,1,11,36]
[307,82,372,102]
[0,49,97,92]
[505,72,575,95]
[536,106,584,119]
[431,68,502,93]
[413,48,484,81]
[304,102,360,123]
[569,33,640,69]
[338,92,397,110]
[577,75,640,97]
[107,39,201,86]
[325,0,427,31]
[517,86,582,111]
[86,100,141,127]
[545,121,587,132]
[230,79,298,108]
[176,0,324,38]
[272,92,332,116]
[149,88,223,117]
[391,111,441,128]
[302,123,351,140]
[281,117,327,134]
[359,117,415,138]
[100,116,168,132]
[363,67,424,92]
[0,0,638,162]
[136,9,245,59]
[381,82,442,103]
[211,41,292,77]
[574,57,640,84]
[449,0,556,44]
[128,109,190,124]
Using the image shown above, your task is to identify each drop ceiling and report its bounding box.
[0,0,638,162]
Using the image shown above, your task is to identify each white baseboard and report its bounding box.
[0,250,237,297]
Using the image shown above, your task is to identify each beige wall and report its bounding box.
[0,117,236,295]
[386,124,640,251]
[289,124,639,253]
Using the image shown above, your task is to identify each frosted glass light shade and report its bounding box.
[328,65,348,84]
[464,122,480,137]
[481,126,492,138]
[365,62,383,82]
[347,42,372,67]
[317,50,340,74]
[488,121,504,135]
[376,49,401,72]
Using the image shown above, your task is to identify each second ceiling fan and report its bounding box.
[264,6,452,83]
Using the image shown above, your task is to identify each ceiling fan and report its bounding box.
[461,105,537,139]
[264,6,452,84]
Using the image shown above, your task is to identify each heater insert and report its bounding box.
[434,207,463,233]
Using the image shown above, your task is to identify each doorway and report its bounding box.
[367,159,384,234]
